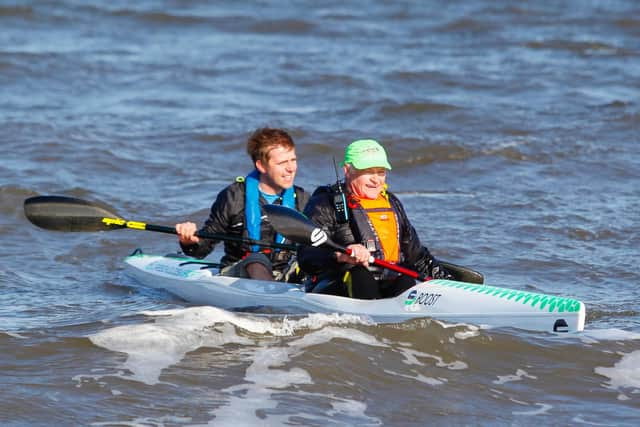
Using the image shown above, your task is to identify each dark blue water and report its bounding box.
[1,1,639,425]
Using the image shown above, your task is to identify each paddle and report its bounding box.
[263,204,484,284]
[263,204,431,281]
[23,195,297,251]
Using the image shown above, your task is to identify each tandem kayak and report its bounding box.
[21,196,586,333]
[124,251,586,333]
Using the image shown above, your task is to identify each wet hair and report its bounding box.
[246,128,295,164]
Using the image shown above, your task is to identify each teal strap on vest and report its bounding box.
[245,169,296,252]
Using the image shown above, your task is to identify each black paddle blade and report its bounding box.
[439,261,484,284]
[24,195,123,232]
[263,204,329,247]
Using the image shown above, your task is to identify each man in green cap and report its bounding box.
[298,139,453,299]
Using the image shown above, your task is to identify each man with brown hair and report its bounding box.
[176,128,310,280]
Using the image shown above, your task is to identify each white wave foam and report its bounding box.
[86,307,421,424]
[580,328,640,344]
[594,350,640,400]
[1,330,27,339]
[512,402,553,416]
[209,325,385,426]
[433,319,482,338]
[91,415,192,426]
[88,306,374,386]
[493,369,538,385]
[395,345,468,371]
[383,369,447,386]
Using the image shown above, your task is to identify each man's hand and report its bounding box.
[335,243,370,266]
[176,222,199,244]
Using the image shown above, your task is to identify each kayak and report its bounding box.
[124,251,586,333]
[21,195,586,333]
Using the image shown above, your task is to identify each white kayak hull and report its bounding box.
[124,253,586,333]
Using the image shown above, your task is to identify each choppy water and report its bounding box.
[1,1,639,425]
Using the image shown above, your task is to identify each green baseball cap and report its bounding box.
[342,139,392,170]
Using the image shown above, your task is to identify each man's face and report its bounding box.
[256,146,298,193]
[345,165,387,200]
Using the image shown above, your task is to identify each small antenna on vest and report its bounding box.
[332,156,349,223]
[332,156,341,184]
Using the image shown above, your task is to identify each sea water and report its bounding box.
[1,1,639,425]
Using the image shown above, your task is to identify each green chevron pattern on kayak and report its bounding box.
[434,280,582,313]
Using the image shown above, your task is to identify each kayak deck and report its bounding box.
[124,252,586,333]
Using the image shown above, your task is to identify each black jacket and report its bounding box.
[298,185,451,280]
[181,180,310,271]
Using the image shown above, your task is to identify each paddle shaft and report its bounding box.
[101,217,297,251]
[322,238,428,282]
[260,205,482,284]
[22,195,298,252]
[262,204,436,282]
[363,253,426,281]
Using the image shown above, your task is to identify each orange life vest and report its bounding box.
[357,194,399,263]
